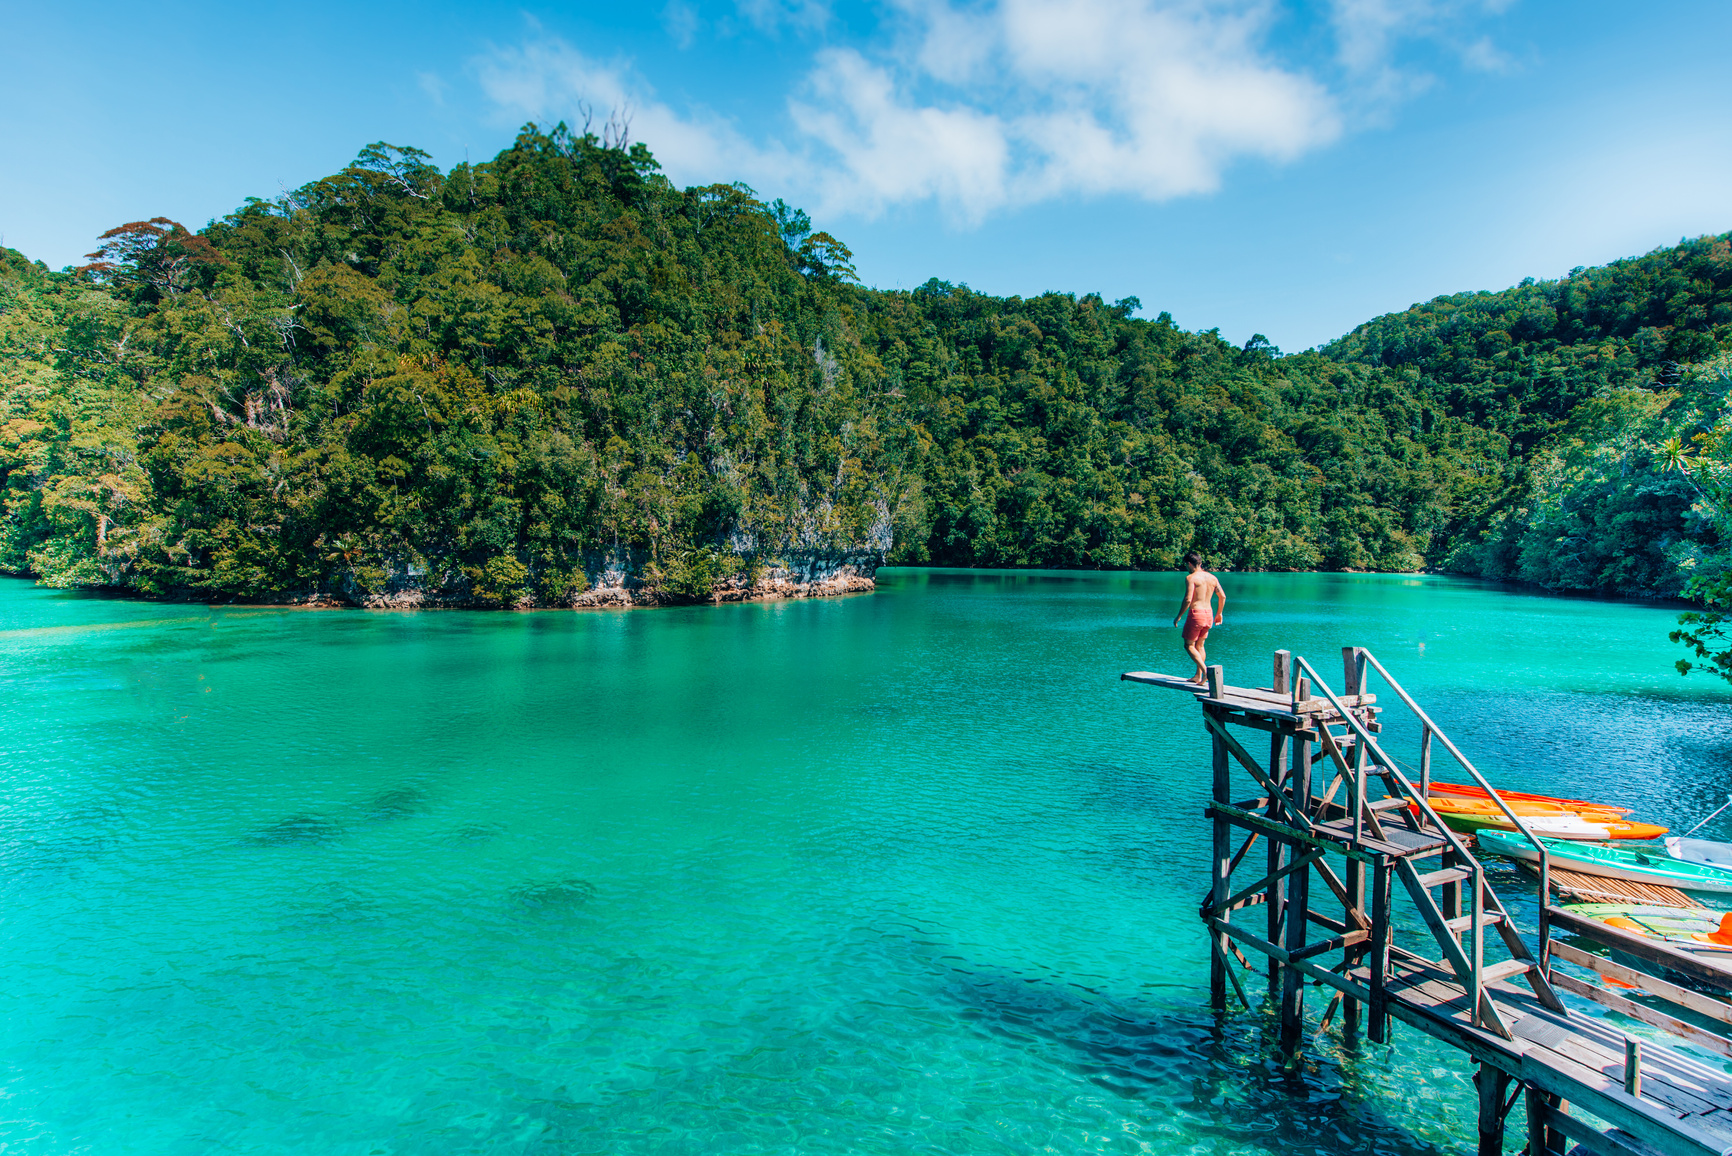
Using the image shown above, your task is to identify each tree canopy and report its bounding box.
[2,125,1729,665]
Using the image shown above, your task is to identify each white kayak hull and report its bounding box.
[1667,837,1732,869]
[1475,830,1732,894]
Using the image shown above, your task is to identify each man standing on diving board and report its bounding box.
[1173,552,1226,683]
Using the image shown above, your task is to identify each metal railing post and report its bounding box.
[1352,650,1551,922]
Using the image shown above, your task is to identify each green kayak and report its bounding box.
[1474,829,1732,894]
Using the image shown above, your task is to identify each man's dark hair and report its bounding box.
[1183,551,1203,569]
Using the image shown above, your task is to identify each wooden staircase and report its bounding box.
[1124,648,1732,1156]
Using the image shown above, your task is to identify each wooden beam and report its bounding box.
[1343,646,1367,696]
[1307,910,1348,935]
[1549,972,1732,1059]
[1280,839,1311,1049]
[1211,918,1372,1005]
[1476,1064,1512,1156]
[1370,860,1392,1043]
[1205,804,1376,859]
[1527,1093,1659,1156]
[1267,672,1290,994]
[1380,994,1732,1156]
[1547,907,1732,991]
[1202,712,1317,832]
[1312,857,1373,931]
[1292,929,1371,962]
[1210,935,1252,1010]
[1525,1087,1563,1156]
[1550,941,1732,1028]
[1210,849,1324,917]
[1225,831,1261,878]
[1210,707,1232,1014]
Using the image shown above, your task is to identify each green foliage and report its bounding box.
[3,128,1726,633]
[1328,252,1732,681]
[1326,237,1732,452]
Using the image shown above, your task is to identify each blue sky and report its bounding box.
[3,0,1729,350]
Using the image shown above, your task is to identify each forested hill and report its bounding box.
[1325,237,1732,451]
[1,125,1729,612]
[1323,237,1732,603]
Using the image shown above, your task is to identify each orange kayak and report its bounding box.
[1428,780,1632,816]
[1410,796,1668,840]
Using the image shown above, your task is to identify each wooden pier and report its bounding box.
[1124,650,1732,1156]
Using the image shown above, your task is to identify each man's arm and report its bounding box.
[1173,577,1193,624]
[1213,580,1226,623]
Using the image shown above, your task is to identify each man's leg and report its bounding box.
[1185,636,1207,680]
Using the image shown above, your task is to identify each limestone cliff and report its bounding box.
[329,549,882,610]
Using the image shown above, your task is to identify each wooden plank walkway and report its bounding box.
[1121,670,1376,723]
[1375,957,1732,1156]
[1522,863,1708,910]
[1124,649,1732,1156]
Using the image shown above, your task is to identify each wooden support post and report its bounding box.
[1280,866,1309,1051]
[1337,652,1369,1037]
[1281,723,1312,1052]
[1209,706,1232,1015]
[1525,1087,1561,1156]
[1369,857,1391,1043]
[1342,646,1366,697]
[1419,724,1433,797]
[1343,648,1369,847]
[1624,1037,1642,1097]
[1475,1064,1511,1156]
[1344,851,1363,1035]
[1267,651,1292,994]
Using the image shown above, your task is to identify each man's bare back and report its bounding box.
[1172,553,1225,682]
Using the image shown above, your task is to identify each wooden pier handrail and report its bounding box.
[1546,907,1732,990]
[1291,652,1507,1031]
[1355,648,1553,945]
[1120,646,1732,1156]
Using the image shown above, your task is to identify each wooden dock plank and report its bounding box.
[1132,645,1732,1156]
[1355,958,1732,1156]
[1548,908,1732,991]
[1379,983,1732,1156]
[1120,671,1209,692]
[1120,670,1377,721]
[1523,863,1708,909]
[1315,814,1448,855]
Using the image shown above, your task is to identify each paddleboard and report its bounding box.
[1428,780,1631,815]
[1474,829,1732,894]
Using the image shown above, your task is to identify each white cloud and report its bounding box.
[1460,35,1512,74]
[661,1,700,50]
[736,0,833,34]
[471,0,1510,224]
[790,49,1016,220]
[417,71,449,106]
[473,39,796,185]
[1327,0,1515,99]
[792,0,1340,219]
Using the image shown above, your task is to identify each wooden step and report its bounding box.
[1369,797,1411,811]
[1414,866,1474,888]
[1444,913,1505,933]
[1318,816,1449,855]
[1480,959,1534,983]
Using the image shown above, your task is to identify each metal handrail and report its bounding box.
[1355,649,1552,961]
[1292,654,1504,1029]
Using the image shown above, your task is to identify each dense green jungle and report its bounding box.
[3,126,1732,671]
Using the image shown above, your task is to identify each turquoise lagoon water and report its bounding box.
[1,569,1727,1155]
